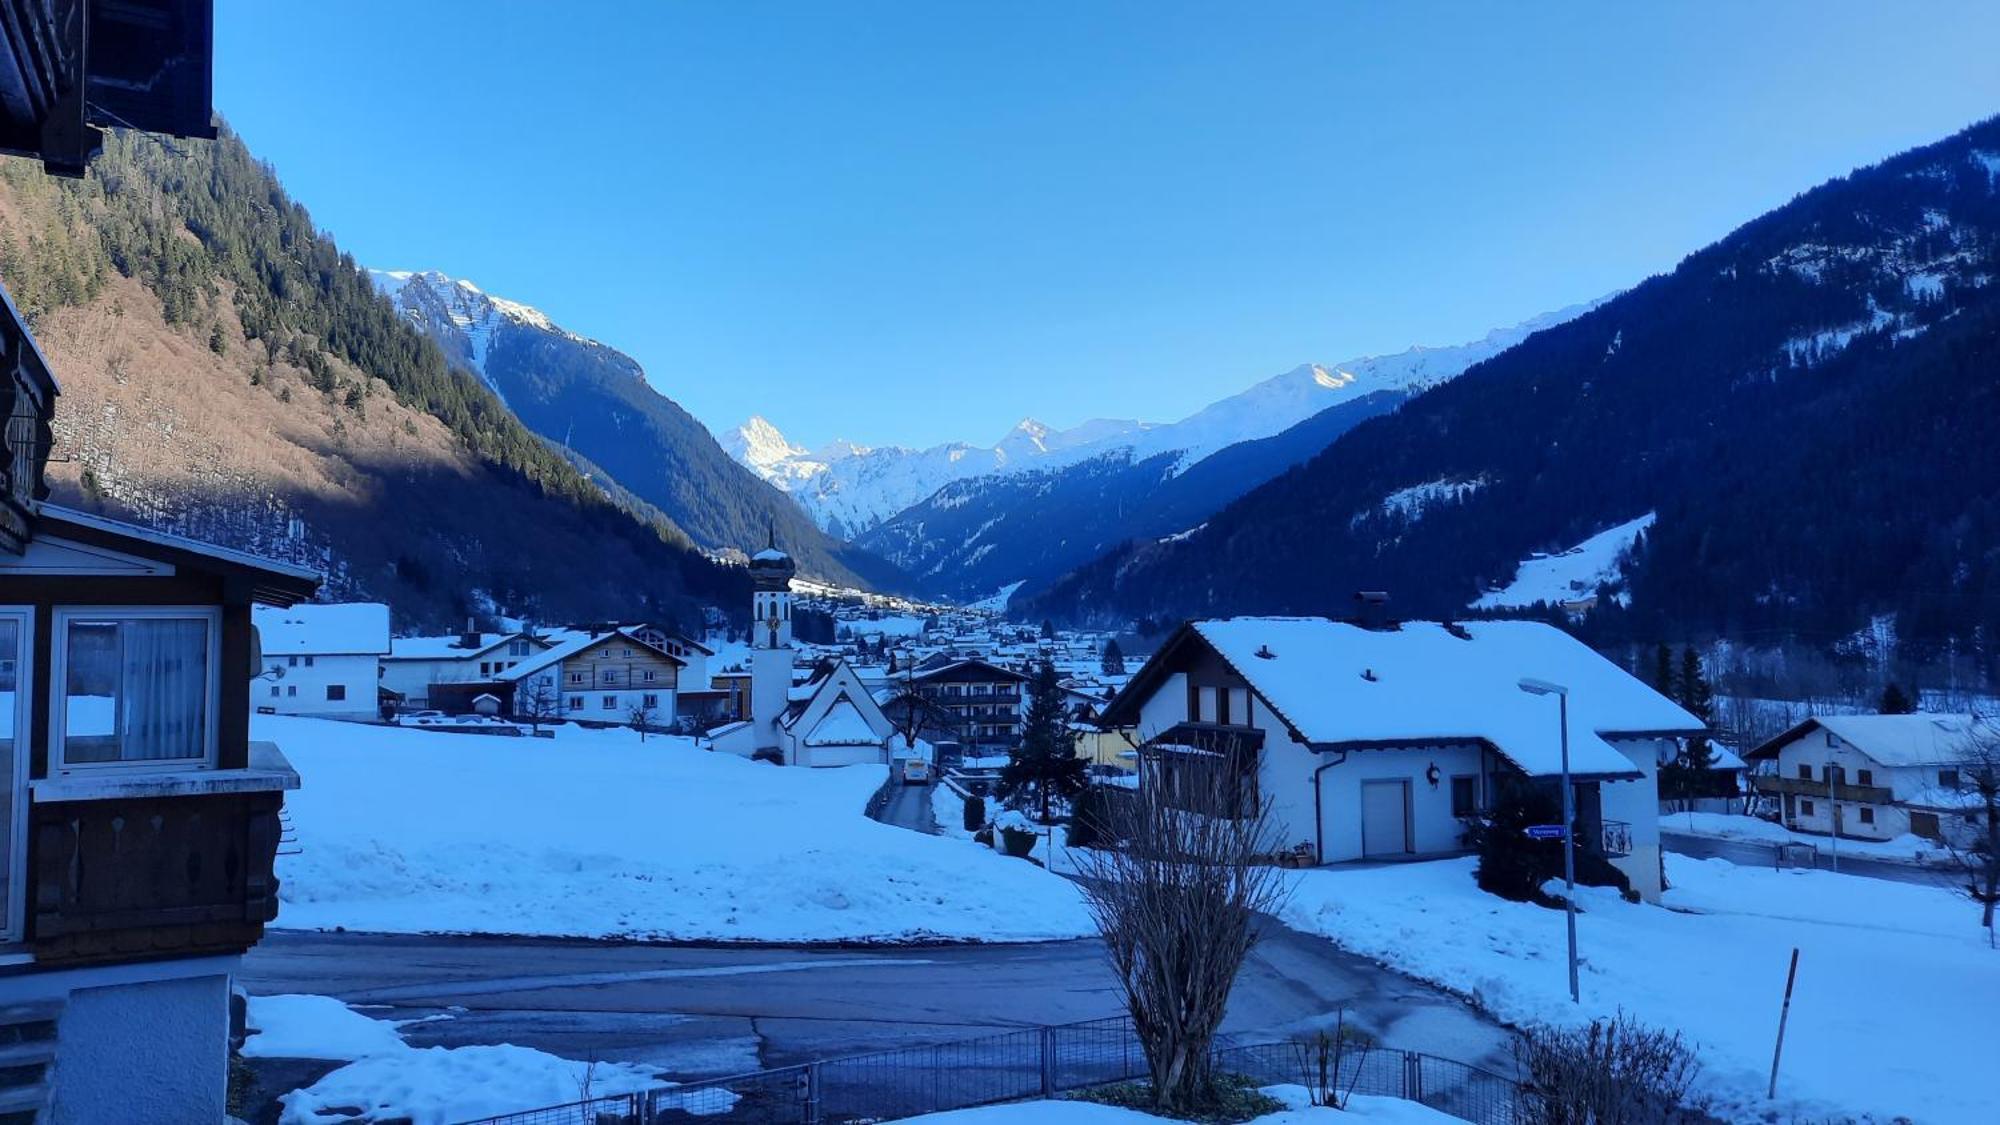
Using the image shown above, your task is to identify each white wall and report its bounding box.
[258,653,378,718]
[1770,731,1943,841]
[1299,743,1488,862]
[557,685,676,725]
[1604,737,1667,901]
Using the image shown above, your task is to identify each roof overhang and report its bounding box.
[37,502,320,605]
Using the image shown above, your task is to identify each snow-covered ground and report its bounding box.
[1663,810,1949,864]
[1279,856,1994,1123]
[895,1085,1459,1123]
[245,993,688,1125]
[1472,513,1655,610]
[265,714,1093,943]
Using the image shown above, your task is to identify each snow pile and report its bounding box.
[1279,856,1995,1122]
[280,1043,670,1125]
[1472,513,1655,610]
[265,714,1092,942]
[242,994,408,1061]
[894,1087,1459,1123]
[1663,811,1947,864]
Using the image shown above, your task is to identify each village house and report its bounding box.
[1097,616,1703,901]
[1745,713,1985,845]
[251,602,390,719]
[501,627,685,727]
[379,624,563,710]
[707,543,895,766]
[909,657,1029,753]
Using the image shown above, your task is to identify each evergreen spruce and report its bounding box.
[1101,638,1127,676]
[1879,682,1917,714]
[999,659,1088,822]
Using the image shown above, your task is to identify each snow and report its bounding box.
[279,1043,670,1125]
[1186,618,1699,777]
[805,700,881,746]
[728,302,1608,537]
[369,269,601,407]
[253,603,391,656]
[1279,856,1998,1123]
[1664,811,1948,864]
[1367,478,1485,525]
[1770,712,1981,767]
[893,1089,1459,1123]
[242,994,409,1061]
[968,581,1026,612]
[1471,513,1655,611]
[264,714,1092,942]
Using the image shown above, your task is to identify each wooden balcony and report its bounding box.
[25,743,298,967]
[1749,774,1893,804]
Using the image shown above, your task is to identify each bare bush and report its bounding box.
[1077,750,1286,1115]
[1515,1013,1708,1124]
[1941,719,2000,947]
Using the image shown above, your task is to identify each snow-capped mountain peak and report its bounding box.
[367,268,612,402]
[723,415,810,474]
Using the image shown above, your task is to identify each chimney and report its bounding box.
[1353,590,1393,631]
[457,616,480,649]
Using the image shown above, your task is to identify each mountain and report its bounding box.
[0,128,748,630]
[731,308,1595,543]
[368,269,903,590]
[833,304,1603,600]
[1022,115,2000,665]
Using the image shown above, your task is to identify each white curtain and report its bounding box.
[114,619,208,762]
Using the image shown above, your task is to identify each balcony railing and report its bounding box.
[1749,775,1893,804]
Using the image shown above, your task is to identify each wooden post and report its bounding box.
[1768,947,1801,1100]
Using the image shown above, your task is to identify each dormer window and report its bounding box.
[54,608,221,769]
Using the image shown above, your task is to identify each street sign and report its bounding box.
[1524,824,1567,840]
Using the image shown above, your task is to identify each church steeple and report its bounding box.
[748,537,795,650]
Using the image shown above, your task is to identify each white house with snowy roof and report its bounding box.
[707,540,894,766]
[380,624,564,709]
[252,602,391,719]
[1097,616,1704,900]
[1746,712,1986,845]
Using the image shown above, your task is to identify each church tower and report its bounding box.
[747,534,796,748]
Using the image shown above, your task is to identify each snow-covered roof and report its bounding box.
[1136,618,1702,778]
[752,547,791,562]
[804,701,882,747]
[1752,713,1981,767]
[387,633,518,661]
[254,603,391,656]
[498,628,685,682]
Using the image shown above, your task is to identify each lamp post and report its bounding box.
[1520,676,1580,1004]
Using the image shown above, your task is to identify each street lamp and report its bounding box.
[1519,676,1580,1004]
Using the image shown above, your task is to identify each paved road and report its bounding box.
[1662,831,1948,887]
[875,779,940,835]
[241,921,1514,1082]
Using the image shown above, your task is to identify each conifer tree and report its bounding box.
[1879,682,1916,714]
[1101,638,1127,676]
[999,659,1087,822]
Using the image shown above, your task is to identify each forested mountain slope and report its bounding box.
[371,270,901,589]
[0,128,746,629]
[1024,115,2000,670]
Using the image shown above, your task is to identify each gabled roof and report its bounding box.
[1102,617,1702,779]
[498,627,686,682]
[909,657,1030,685]
[804,700,881,747]
[1747,713,1981,767]
[38,504,320,605]
[387,632,530,661]
[253,602,390,656]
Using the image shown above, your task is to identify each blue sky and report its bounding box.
[217,2,2000,451]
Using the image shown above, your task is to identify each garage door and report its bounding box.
[808,745,883,768]
[1361,780,1411,858]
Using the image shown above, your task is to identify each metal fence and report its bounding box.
[456,1015,1521,1125]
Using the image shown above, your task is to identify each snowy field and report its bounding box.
[896,1085,1459,1123]
[1472,513,1654,610]
[264,715,1093,943]
[1279,856,1995,1123]
[1663,809,1948,864]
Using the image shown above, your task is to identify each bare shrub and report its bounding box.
[1291,1009,1372,1109]
[1515,1013,1708,1124]
[1077,750,1286,1115]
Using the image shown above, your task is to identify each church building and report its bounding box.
[707,540,895,767]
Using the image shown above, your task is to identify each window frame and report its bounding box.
[50,606,223,774]
[1450,774,1479,818]
[1,605,34,944]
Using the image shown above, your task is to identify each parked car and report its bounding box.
[901,757,932,786]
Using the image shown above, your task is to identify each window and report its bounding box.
[602,670,620,685]
[1825,731,1837,747]
[304,655,315,668]
[287,685,297,697]
[643,669,656,682]
[287,655,299,668]
[1856,768,1873,786]
[326,685,346,702]
[1228,687,1250,726]
[602,696,617,710]
[479,662,491,676]
[509,640,530,656]
[643,693,660,708]
[568,696,584,711]
[1450,775,1478,818]
[568,671,583,684]
[270,685,280,698]
[54,609,218,768]
[1197,686,1219,723]
[1800,799,1815,816]
[1796,763,1813,780]
[1940,769,1961,788]
[1858,807,1875,826]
